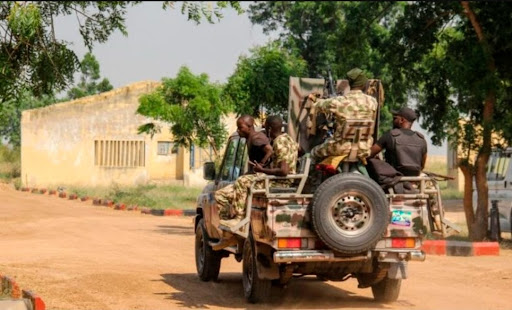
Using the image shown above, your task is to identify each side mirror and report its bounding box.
[203,162,216,180]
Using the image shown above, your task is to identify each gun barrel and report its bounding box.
[327,67,336,98]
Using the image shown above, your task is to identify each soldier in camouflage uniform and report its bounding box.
[215,115,272,220]
[218,115,299,228]
[308,68,378,162]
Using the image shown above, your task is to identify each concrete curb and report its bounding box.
[16,187,196,218]
[422,240,500,256]
[0,274,46,310]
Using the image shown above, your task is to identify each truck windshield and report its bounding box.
[486,149,511,180]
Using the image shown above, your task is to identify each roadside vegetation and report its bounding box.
[424,158,463,200]
[1,145,201,210]
[2,149,461,209]
[0,145,20,186]
[65,184,203,210]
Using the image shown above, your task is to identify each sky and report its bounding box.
[53,1,447,156]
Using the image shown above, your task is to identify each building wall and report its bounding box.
[20,81,181,188]
[21,81,241,189]
[445,121,508,192]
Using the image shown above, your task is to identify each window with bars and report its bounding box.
[157,141,178,155]
[94,140,145,167]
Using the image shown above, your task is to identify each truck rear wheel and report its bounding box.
[311,173,389,254]
[371,277,402,302]
[195,219,222,281]
[243,235,271,303]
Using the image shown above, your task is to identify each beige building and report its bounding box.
[446,121,508,192]
[21,81,235,189]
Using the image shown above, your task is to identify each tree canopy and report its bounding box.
[137,66,229,157]
[247,1,399,130]
[0,1,242,104]
[0,91,56,147]
[383,1,512,239]
[67,52,113,99]
[222,42,307,118]
[247,1,512,240]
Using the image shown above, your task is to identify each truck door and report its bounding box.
[486,148,512,199]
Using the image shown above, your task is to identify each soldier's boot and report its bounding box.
[211,231,238,251]
[220,211,245,229]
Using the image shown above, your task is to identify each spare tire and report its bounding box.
[311,173,389,254]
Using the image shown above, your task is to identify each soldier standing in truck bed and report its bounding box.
[307,68,378,163]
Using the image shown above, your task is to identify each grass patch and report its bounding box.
[64,184,202,210]
[440,187,464,200]
[500,238,512,250]
[424,159,448,176]
[423,157,464,200]
[0,145,20,182]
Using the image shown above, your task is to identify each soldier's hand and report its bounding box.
[308,92,321,102]
[253,162,264,173]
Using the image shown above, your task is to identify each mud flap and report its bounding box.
[388,262,407,279]
[255,243,280,280]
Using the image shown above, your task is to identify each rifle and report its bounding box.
[317,66,336,138]
[423,171,455,181]
[326,66,337,98]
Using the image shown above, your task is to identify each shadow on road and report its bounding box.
[155,225,194,236]
[157,272,393,309]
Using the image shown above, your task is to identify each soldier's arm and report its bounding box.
[421,139,428,170]
[368,131,390,159]
[254,160,290,177]
[369,144,383,158]
[313,98,333,113]
[259,144,273,167]
[308,93,334,114]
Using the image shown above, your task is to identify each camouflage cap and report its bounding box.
[346,68,368,88]
[392,107,417,122]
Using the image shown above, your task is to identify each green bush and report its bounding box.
[0,145,21,180]
[13,178,21,190]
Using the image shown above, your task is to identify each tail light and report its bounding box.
[278,238,308,249]
[389,238,416,248]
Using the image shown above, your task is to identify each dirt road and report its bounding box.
[1,185,511,310]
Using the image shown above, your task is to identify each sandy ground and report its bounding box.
[1,184,511,310]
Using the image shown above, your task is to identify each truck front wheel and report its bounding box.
[195,219,222,281]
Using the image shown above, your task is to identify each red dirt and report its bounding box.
[1,184,511,310]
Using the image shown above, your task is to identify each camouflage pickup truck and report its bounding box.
[194,77,449,303]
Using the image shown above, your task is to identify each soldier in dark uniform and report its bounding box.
[369,107,427,176]
[215,115,272,221]
[237,115,273,173]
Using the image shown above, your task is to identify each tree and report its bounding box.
[383,1,512,240]
[137,66,229,157]
[67,52,113,99]
[247,1,399,133]
[249,1,512,240]
[0,90,56,147]
[223,42,307,117]
[0,1,242,105]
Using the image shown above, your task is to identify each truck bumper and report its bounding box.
[375,249,426,262]
[273,250,370,263]
[273,249,426,263]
